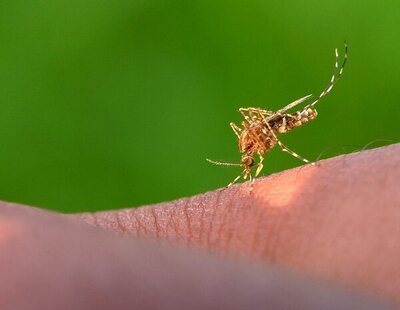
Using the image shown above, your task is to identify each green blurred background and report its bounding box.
[0,0,399,212]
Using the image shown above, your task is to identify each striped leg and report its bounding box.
[299,42,348,116]
[276,140,314,164]
[255,154,264,177]
[227,170,245,187]
[239,107,273,123]
[230,122,242,138]
[264,122,313,165]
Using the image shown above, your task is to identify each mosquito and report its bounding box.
[207,43,348,187]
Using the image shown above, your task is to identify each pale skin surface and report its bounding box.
[0,144,399,309]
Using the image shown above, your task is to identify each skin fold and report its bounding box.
[0,144,399,309]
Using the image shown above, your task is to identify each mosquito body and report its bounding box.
[207,43,348,187]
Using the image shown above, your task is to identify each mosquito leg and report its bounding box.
[249,108,268,117]
[299,43,348,115]
[276,140,314,165]
[230,122,242,138]
[254,109,268,121]
[248,173,255,193]
[239,108,254,123]
[264,121,313,165]
[255,154,264,177]
[240,107,270,116]
[227,171,245,187]
[239,107,271,123]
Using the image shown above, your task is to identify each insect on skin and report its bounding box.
[207,43,348,188]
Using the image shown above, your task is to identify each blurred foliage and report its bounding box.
[0,0,399,212]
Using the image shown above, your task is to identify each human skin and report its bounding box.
[0,144,399,309]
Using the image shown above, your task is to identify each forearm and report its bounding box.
[78,143,400,304]
[0,203,389,309]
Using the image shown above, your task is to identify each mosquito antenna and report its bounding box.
[206,158,242,166]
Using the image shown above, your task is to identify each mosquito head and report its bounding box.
[241,154,255,170]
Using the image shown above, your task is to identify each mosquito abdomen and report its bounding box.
[271,108,318,134]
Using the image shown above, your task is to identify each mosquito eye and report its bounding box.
[242,156,254,167]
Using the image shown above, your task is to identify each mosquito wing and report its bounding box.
[265,94,312,121]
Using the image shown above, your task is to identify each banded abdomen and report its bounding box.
[270,108,318,134]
